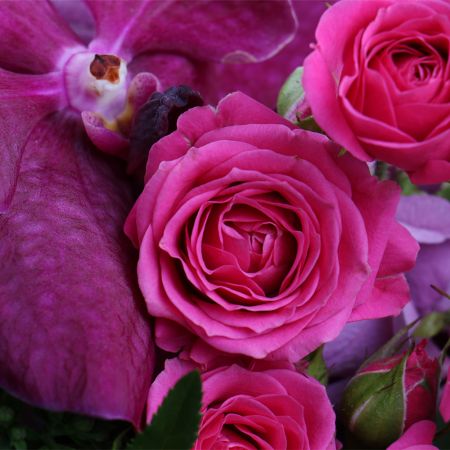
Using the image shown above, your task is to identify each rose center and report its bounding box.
[63,51,128,120]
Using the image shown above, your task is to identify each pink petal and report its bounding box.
[81,111,130,158]
[0,70,65,210]
[87,0,296,63]
[195,0,328,106]
[409,159,450,185]
[387,421,437,450]
[0,112,153,426]
[303,49,370,161]
[0,0,83,73]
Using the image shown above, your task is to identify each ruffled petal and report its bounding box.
[0,112,153,426]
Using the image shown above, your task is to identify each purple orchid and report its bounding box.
[51,0,328,108]
[397,194,450,316]
[0,0,297,426]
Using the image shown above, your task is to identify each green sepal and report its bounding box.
[127,370,202,450]
[396,171,421,195]
[437,183,450,201]
[340,355,407,448]
[277,66,304,119]
[414,311,450,338]
[277,66,322,131]
[305,346,328,385]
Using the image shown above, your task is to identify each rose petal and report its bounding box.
[303,50,371,161]
[387,420,437,450]
[0,112,153,426]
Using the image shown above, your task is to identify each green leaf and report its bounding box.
[296,115,322,133]
[277,66,304,119]
[437,183,450,201]
[396,171,421,195]
[305,346,328,385]
[127,371,202,450]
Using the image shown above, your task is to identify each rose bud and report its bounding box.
[340,341,439,448]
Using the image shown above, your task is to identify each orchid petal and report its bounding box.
[194,0,327,106]
[0,0,83,73]
[0,69,65,211]
[86,0,296,63]
[0,112,153,426]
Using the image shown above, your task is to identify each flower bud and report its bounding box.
[340,341,439,448]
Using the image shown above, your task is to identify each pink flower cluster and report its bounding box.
[0,0,449,449]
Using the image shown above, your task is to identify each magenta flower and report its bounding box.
[148,358,338,450]
[0,1,296,425]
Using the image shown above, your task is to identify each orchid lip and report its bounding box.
[63,51,128,121]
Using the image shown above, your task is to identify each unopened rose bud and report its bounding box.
[340,341,439,448]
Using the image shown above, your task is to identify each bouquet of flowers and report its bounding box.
[0,1,449,449]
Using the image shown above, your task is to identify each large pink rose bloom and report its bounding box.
[125,92,418,361]
[303,0,450,184]
[147,358,337,450]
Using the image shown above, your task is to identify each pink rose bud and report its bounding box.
[340,341,439,448]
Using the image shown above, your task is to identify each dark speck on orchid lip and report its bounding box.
[90,54,121,83]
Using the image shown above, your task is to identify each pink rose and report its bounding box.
[303,0,450,184]
[147,358,337,450]
[387,421,437,450]
[125,92,418,361]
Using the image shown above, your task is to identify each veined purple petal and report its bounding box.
[397,194,450,316]
[86,0,296,63]
[195,0,328,106]
[397,194,450,244]
[51,0,96,45]
[0,112,153,426]
[0,69,65,211]
[0,0,83,74]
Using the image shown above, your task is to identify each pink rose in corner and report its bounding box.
[303,0,450,184]
[125,91,418,362]
[147,358,337,450]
